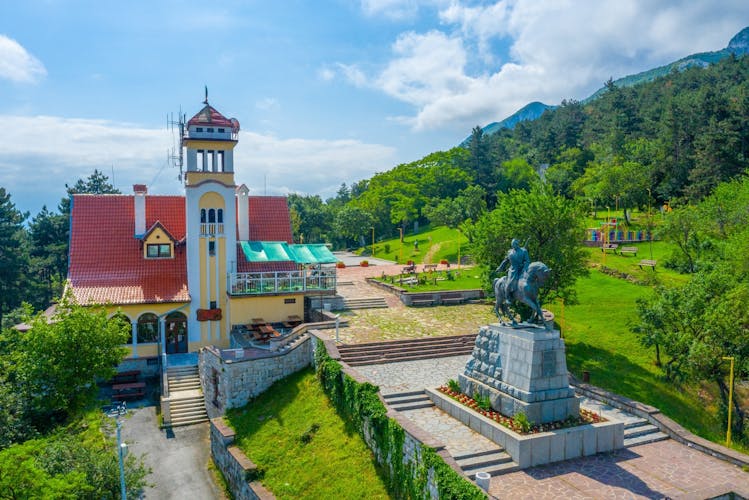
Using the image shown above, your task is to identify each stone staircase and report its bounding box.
[166,366,209,428]
[341,296,388,310]
[338,334,476,366]
[453,449,520,478]
[623,417,669,447]
[383,390,519,478]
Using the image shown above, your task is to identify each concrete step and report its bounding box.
[340,343,473,360]
[170,399,205,410]
[171,406,208,418]
[624,422,661,439]
[338,338,475,356]
[168,415,209,428]
[625,431,669,447]
[342,297,388,310]
[453,449,518,478]
[465,460,521,478]
[338,334,477,350]
[346,349,473,366]
[167,366,199,375]
[384,392,435,412]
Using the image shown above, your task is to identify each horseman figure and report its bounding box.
[493,238,551,326]
[495,238,530,303]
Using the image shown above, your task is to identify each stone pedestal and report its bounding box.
[459,323,579,424]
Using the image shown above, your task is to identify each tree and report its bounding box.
[14,300,128,426]
[632,268,749,440]
[0,188,29,328]
[332,205,375,248]
[659,205,702,273]
[497,157,539,193]
[27,206,69,307]
[471,184,588,303]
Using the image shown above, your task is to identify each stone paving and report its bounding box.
[403,405,500,458]
[357,355,749,499]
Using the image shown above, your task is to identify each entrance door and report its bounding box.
[165,312,188,354]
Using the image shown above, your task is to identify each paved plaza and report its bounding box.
[355,355,749,499]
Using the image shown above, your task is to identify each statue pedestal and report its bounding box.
[459,323,579,424]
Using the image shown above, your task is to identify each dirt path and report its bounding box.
[422,241,443,264]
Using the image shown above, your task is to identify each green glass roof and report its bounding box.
[239,242,337,265]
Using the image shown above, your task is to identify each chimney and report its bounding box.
[133,184,147,237]
[237,184,250,240]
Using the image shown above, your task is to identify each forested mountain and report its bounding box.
[312,53,749,248]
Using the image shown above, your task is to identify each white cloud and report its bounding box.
[351,0,749,130]
[255,97,279,111]
[360,0,421,20]
[0,114,395,215]
[318,67,335,81]
[0,35,46,83]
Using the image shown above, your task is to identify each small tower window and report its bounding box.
[200,209,206,223]
[208,209,216,223]
[217,209,223,223]
[208,241,216,256]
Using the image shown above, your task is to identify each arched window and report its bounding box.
[208,209,216,223]
[200,209,206,223]
[217,208,223,223]
[137,313,159,343]
[109,313,131,344]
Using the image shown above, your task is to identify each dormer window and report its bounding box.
[147,244,172,258]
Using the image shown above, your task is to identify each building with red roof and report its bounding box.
[67,99,337,377]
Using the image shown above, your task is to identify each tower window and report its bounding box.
[217,209,223,223]
[147,244,171,258]
[208,241,216,256]
[200,209,206,223]
[208,209,216,223]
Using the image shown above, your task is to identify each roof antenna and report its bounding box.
[203,85,209,105]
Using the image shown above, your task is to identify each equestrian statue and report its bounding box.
[493,238,551,326]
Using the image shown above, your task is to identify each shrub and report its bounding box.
[336,261,345,268]
[360,260,369,267]
[447,379,460,393]
[384,243,391,254]
[512,412,532,433]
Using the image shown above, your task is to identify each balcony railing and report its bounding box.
[228,270,337,296]
[200,223,224,236]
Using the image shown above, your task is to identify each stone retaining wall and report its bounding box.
[210,418,275,500]
[199,337,313,418]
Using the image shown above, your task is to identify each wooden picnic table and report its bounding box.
[112,381,146,401]
[112,382,146,391]
[283,315,302,328]
[251,318,267,326]
[112,370,140,383]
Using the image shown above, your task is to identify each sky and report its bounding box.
[1,1,748,217]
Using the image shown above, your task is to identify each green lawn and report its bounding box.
[225,368,391,500]
[546,271,722,444]
[584,240,690,287]
[375,266,487,291]
[361,225,468,265]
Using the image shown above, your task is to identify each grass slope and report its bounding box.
[361,225,467,265]
[226,368,391,500]
[546,271,721,442]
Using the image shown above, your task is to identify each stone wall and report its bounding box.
[199,337,314,418]
[210,418,275,500]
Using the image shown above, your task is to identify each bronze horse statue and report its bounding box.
[493,261,551,325]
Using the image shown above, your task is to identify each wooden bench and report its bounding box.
[619,246,638,256]
[440,292,465,305]
[111,370,140,384]
[601,243,619,253]
[638,259,657,270]
[423,264,438,272]
[402,264,416,274]
[409,293,435,306]
[112,381,146,401]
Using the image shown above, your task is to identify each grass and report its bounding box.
[360,225,468,265]
[225,368,391,500]
[375,266,487,291]
[584,240,690,287]
[545,271,724,444]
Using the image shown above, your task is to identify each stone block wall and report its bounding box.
[199,337,313,418]
[210,418,275,500]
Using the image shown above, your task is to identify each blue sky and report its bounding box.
[1,1,748,216]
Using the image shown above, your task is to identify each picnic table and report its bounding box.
[283,315,302,328]
[254,324,280,342]
[111,370,140,384]
[112,381,146,400]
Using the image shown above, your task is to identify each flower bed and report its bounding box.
[437,386,605,434]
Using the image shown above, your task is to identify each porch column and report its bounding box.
[159,317,167,356]
[131,320,138,358]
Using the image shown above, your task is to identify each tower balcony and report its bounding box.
[200,223,224,236]
[228,269,337,296]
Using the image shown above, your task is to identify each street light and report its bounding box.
[722,356,735,447]
[105,402,128,500]
[371,227,375,258]
[398,227,403,264]
[647,188,654,260]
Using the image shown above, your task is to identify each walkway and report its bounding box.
[354,355,749,499]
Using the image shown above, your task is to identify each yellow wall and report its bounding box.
[142,226,175,259]
[183,139,237,151]
[185,172,235,186]
[229,295,304,326]
[106,303,190,358]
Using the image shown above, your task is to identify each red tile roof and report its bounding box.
[68,193,294,304]
[69,195,188,305]
[248,196,292,242]
[187,104,240,130]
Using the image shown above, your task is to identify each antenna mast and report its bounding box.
[167,108,186,181]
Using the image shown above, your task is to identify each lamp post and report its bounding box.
[371,227,375,258]
[398,227,403,264]
[722,356,735,447]
[457,228,461,270]
[647,188,653,260]
[105,402,128,500]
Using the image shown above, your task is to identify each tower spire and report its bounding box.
[203,85,208,105]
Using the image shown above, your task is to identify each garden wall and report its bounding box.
[210,417,275,500]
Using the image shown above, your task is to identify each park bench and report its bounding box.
[638,259,657,270]
[409,293,436,306]
[112,381,146,401]
[440,292,465,305]
[423,264,438,272]
[283,315,302,328]
[619,246,638,256]
[601,243,619,253]
[402,264,416,274]
[111,370,140,384]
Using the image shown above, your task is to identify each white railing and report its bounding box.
[200,223,224,236]
[228,270,337,295]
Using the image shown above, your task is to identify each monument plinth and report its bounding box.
[459,323,579,424]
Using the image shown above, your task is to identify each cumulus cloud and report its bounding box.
[0,115,395,215]
[360,0,422,20]
[0,35,46,83]
[350,0,749,130]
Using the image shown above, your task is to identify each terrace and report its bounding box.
[228,268,337,296]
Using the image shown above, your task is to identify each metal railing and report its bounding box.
[200,223,224,236]
[228,270,336,296]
